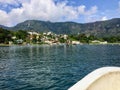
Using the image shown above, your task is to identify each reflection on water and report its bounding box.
[0,45,120,90]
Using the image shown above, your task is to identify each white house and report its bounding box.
[72,41,80,45]
[91,40,107,44]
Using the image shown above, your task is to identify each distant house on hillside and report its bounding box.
[28,32,39,35]
[91,40,107,44]
[72,41,80,45]
[16,39,23,44]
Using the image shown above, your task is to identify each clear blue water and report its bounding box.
[0,45,120,90]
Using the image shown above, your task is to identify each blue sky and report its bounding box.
[0,0,120,26]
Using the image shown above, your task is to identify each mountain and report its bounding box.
[9,20,83,34]
[1,18,120,37]
[0,25,9,29]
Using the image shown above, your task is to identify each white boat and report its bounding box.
[69,67,120,90]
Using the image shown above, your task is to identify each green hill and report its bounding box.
[1,18,120,37]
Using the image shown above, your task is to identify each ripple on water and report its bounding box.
[0,45,120,90]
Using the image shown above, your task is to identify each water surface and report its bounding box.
[0,45,120,90]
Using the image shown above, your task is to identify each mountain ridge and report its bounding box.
[0,18,120,36]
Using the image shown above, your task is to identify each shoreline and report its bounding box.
[89,43,120,45]
[0,43,120,47]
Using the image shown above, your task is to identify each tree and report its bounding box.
[0,28,12,43]
[14,30,28,41]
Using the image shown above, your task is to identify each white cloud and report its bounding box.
[77,5,98,15]
[101,16,108,21]
[0,0,29,5]
[0,0,15,4]
[0,0,98,26]
[83,6,98,22]
[85,6,98,15]
[0,10,10,25]
[0,0,20,6]
[78,5,86,14]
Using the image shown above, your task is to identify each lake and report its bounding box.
[0,45,120,90]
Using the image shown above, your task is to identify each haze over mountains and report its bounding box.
[0,18,120,37]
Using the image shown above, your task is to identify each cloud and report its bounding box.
[0,0,20,6]
[0,10,10,25]
[0,0,16,4]
[0,0,29,5]
[101,16,108,21]
[82,6,98,22]
[0,0,98,26]
[85,6,98,15]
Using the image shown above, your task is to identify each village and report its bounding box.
[9,31,108,46]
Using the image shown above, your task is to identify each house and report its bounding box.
[12,36,16,40]
[91,40,101,43]
[28,31,40,35]
[47,32,52,35]
[91,40,107,44]
[63,34,68,39]
[16,39,23,44]
[72,41,80,45]
[44,40,53,45]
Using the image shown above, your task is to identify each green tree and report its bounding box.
[0,28,12,44]
[14,30,28,41]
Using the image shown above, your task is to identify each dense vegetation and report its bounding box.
[0,28,120,45]
[0,28,29,44]
[68,34,120,43]
[0,28,12,43]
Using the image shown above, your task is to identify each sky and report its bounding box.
[0,0,120,26]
